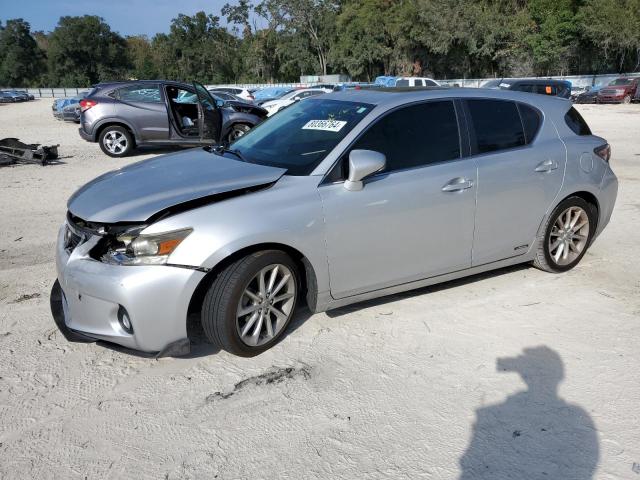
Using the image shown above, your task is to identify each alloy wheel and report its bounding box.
[236,263,296,346]
[548,206,590,266]
[229,124,250,142]
[103,131,128,155]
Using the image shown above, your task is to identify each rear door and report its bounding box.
[114,84,168,141]
[193,82,222,143]
[465,99,566,265]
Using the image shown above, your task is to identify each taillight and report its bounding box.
[79,99,97,112]
[594,143,611,163]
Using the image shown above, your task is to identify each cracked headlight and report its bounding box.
[103,228,193,266]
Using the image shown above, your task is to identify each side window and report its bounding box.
[517,103,542,144]
[415,79,424,87]
[564,107,592,136]
[425,80,438,87]
[352,100,460,173]
[117,85,161,103]
[516,84,535,93]
[466,99,525,154]
[396,79,409,87]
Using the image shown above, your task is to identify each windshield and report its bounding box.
[610,79,632,86]
[226,98,374,175]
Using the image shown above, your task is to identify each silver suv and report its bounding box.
[78,81,266,157]
[54,88,617,357]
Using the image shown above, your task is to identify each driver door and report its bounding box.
[319,100,477,299]
[193,82,222,143]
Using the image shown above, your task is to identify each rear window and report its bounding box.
[116,85,161,103]
[466,99,525,154]
[564,107,592,135]
[517,103,542,143]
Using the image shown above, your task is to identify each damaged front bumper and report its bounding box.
[52,223,206,356]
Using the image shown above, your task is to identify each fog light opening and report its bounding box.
[117,306,134,334]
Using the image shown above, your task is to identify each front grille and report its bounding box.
[600,89,620,95]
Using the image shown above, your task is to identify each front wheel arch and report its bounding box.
[187,243,318,329]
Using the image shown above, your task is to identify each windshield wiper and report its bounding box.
[212,145,248,162]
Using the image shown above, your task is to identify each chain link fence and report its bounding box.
[5,72,640,98]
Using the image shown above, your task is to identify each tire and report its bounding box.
[201,250,299,357]
[533,196,596,273]
[623,95,631,104]
[226,123,251,143]
[98,125,133,157]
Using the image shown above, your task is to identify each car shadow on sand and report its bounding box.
[458,346,599,479]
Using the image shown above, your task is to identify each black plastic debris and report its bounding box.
[0,138,59,166]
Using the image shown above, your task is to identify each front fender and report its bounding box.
[146,176,331,300]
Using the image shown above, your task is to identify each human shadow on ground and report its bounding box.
[459,346,599,480]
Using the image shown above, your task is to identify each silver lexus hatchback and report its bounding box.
[52,88,618,357]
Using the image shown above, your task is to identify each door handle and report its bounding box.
[535,159,559,172]
[442,177,474,192]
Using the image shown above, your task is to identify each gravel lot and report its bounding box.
[0,99,638,479]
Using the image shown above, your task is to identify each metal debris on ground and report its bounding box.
[0,138,59,167]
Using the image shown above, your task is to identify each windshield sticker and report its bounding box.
[357,107,368,114]
[499,82,511,88]
[302,120,347,132]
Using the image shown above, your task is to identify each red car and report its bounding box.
[597,77,639,104]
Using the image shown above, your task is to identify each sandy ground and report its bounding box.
[0,100,638,479]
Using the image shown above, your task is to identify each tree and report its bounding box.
[579,0,640,72]
[47,15,130,86]
[0,19,46,87]
[149,12,239,83]
[126,35,159,79]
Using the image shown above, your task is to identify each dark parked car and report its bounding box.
[0,90,28,102]
[208,90,268,118]
[572,85,601,104]
[13,90,34,100]
[0,91,17,103]
[78,80,266,157]
[597,77,639,104]
[483,79,572,99]
[53,92,89,120]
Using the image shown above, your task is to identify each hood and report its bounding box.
[67,149,286,223]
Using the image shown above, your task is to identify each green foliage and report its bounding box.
[0,19,46,87]
[2,1,640,87]
[47,16,130,86]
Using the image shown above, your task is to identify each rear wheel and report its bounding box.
[201,250,299,357]
[533,197,596,273]
[99,126,133,157]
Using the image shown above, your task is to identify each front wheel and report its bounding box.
[201,250,299,357]
[533,197,596,273]
[623,95,632,104]
[226,123,251,143]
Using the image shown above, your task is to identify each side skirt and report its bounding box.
[316,253,535,312]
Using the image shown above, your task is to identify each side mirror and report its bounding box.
[344,149,386,191]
